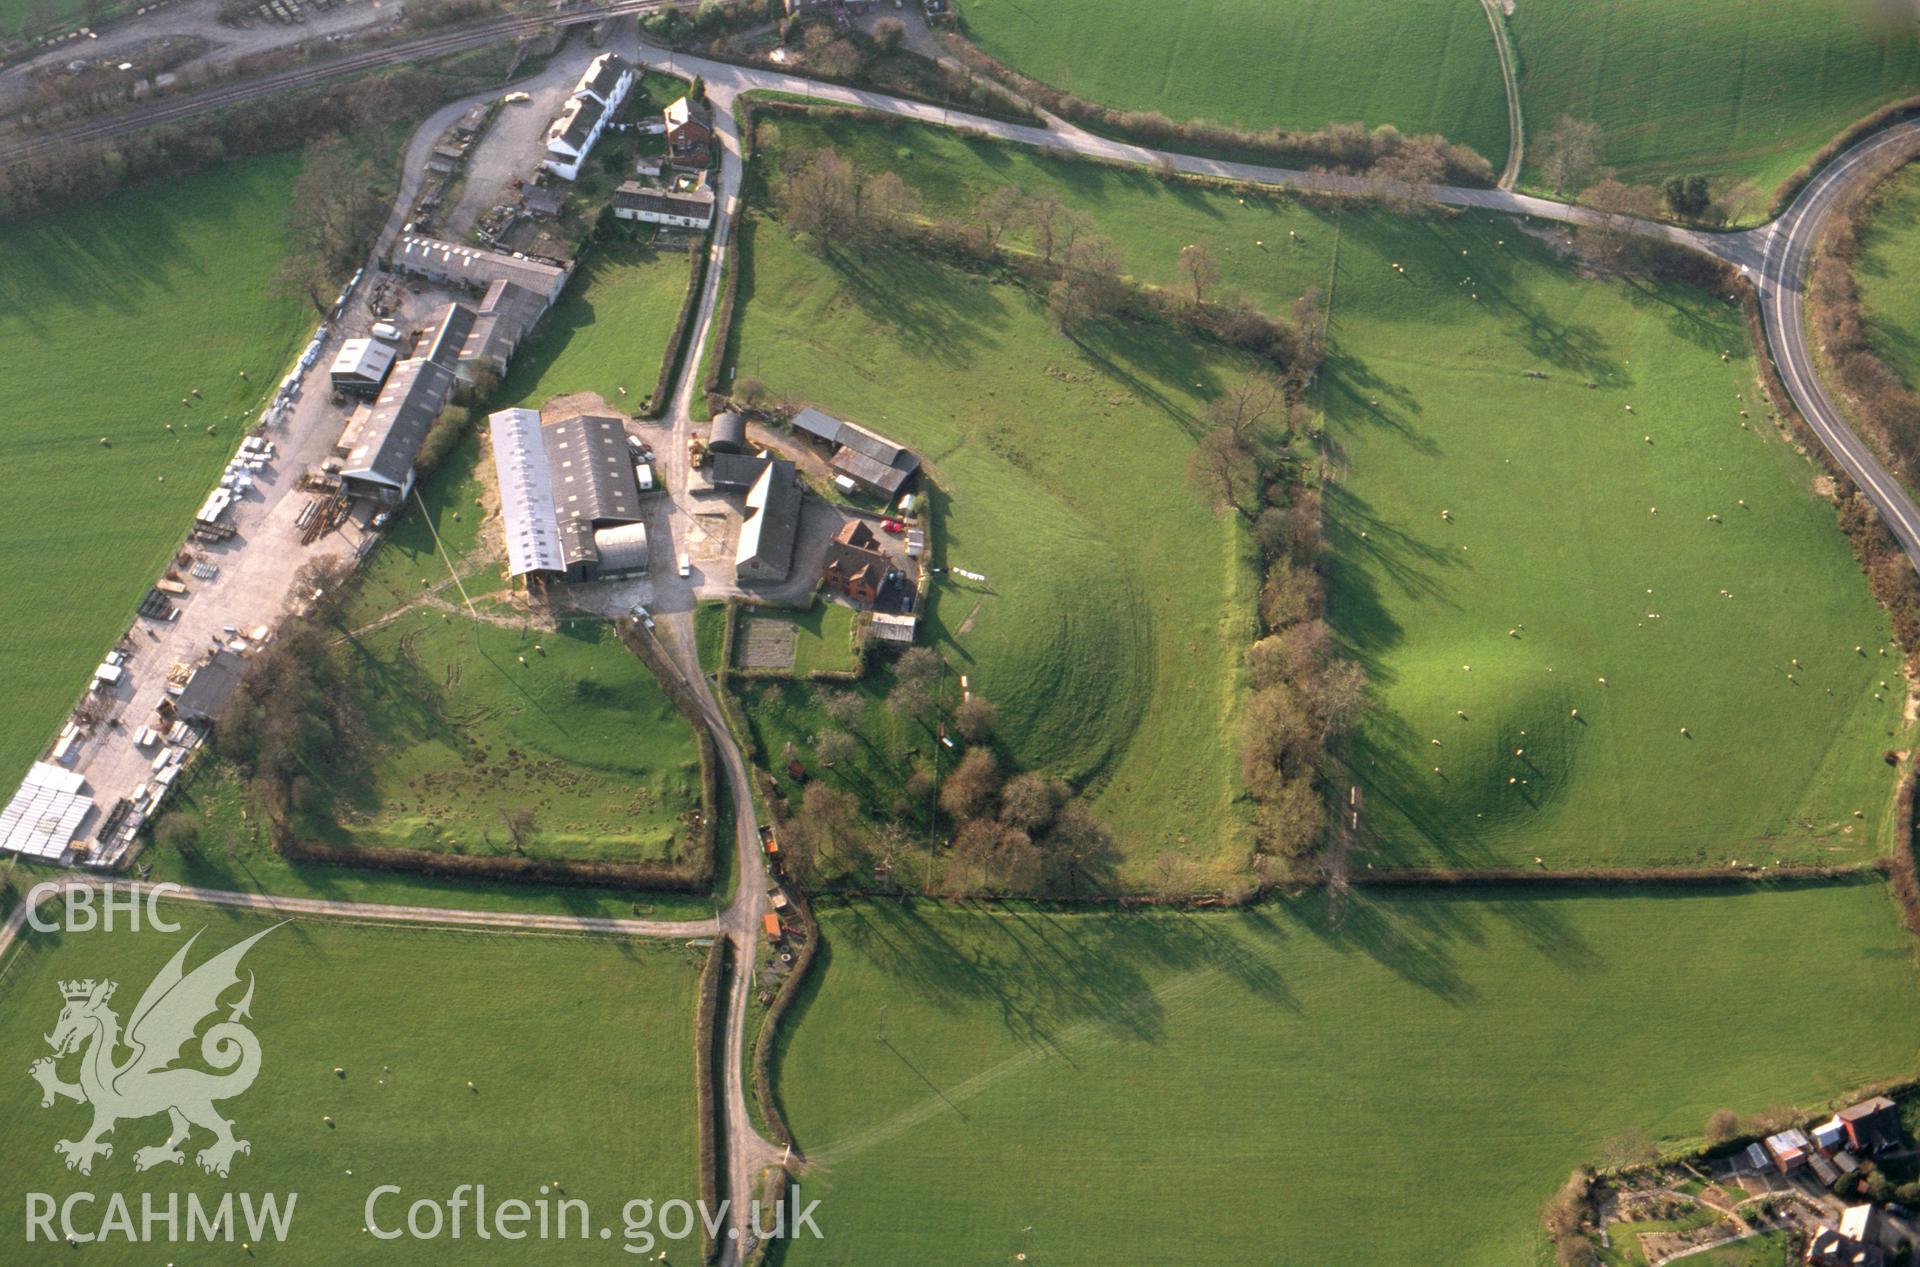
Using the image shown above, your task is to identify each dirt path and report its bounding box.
[0,877,719,965]
[1477,0,1524,190]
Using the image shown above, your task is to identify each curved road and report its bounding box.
[1754,121,1920,565]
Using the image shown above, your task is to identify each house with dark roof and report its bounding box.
[707,450,772,491]
[736,460,802,583]
[335,303,472,505]
[575,53,634,110]
[544,94,608,181]
[612,180,716,229]
[1838,1097,1901,1154]
[1809,1225,1888,1267]
[821,519,893,606]
[665,96,715,167]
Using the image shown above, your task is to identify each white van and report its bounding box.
[678,552,691,578]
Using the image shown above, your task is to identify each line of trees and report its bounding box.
[1810,169,1920,486]
[0,64,452,219]
[770,131,1328,381]
[214,565,365,828]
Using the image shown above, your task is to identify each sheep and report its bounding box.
[1514,748,1524,757]
[1431,738,1442,747]
[1597,677,1607,685]
[1456,709,1467,718]
[1569,708,1579,718]
[1680,726,1691,736]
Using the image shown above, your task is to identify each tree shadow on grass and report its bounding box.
[822,243,1001,371]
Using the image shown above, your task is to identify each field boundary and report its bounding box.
[694,934,729,1265]
[1768,95,1920,224]
[645,225,717,420]
[752,895,820,1156]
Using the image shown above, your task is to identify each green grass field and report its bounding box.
[1512,0,1920,195]
[0,898,700,1260]
[0,157,308,789]
[140,755,720,922]
[499,237,692,415]
[309,610,703,865]
[724,216,1259,880]
[745,113,1909,869]
[1857,161,1920,389]
[958,0,1509,164]
[772,884,1920,1266]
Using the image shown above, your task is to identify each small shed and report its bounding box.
[762,912,782,939]
[1765,1127,1810,1173]
[710,410,747,454]
[592,522,649,577]
[1814,1117,1848,1154]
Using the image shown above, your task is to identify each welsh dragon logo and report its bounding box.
[28,924,280,1178]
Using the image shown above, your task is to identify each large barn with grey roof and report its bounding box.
[490,408,649,583]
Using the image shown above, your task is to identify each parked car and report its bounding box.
[880,518,905,534]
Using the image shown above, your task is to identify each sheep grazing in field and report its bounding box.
[1597,677,1607,685]
[1738,499,1747,507]
[1792,658,1801,668]
[1625,404,1635,413]
[1431,738,1442,747]
[1649,507,1658,515]
[1441,509,1453,521]
[1514,748,1524,757]
[1434,767,1442,775]
[1707,513,1720,523]
[1857,646,1865,654]
[1570,708,1579,717]
[1508,777,1517,785]
[1680,726,1691,736]
[1644,435,1652,444]
[1509,628,1519,638]
[1463,664,1472,672]
[1457,709,1467,718]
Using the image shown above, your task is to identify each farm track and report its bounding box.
[1476,0,1523,190]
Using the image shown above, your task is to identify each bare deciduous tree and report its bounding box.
[1539,116,1603,195]
[1178,241,1220,305]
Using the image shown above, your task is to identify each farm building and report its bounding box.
[1764,1127,1810,1173]
[612,180,716,229]
[544,94,608,181]
[821,519,893,605]
[174,649,245,725]
[710,410,747,454]
[736,460,802,583]
[592,522,650,576]
[1837,1097,1901,1153]
[521,185,567,221]
[335,303,472,505]
[328,337,397,398]
[707,450,772,491]
[870,612,917,644]
[489,408,647,583]
[1841,1205,1889,1248]
[389,234,572,305]
[665,96,715,167]
[789,406,920,498]
[459,278,551,382]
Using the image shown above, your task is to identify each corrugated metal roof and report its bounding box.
[545,414,641,527]
[593,522,649,575]
[490,408,565,577]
